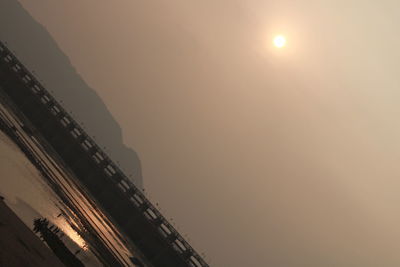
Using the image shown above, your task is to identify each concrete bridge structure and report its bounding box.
[0,41,208,267]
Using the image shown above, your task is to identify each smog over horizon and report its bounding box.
[2,0,400,266]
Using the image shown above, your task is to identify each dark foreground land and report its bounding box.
[0,197,64,267]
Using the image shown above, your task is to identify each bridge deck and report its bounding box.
[0,41,208,267]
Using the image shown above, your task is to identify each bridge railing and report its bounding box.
[0,41,208,267]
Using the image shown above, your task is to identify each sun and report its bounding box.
[273,35,286,48]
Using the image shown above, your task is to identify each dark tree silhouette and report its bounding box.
[33,218,84,267]
[33,218,49,235]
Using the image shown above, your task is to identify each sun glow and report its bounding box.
[273,35,286,48]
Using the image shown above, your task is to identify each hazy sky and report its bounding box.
[6,1,400,266]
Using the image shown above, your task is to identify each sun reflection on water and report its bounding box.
[55,217,88,251]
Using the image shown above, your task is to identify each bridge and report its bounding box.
[0,41,208,267]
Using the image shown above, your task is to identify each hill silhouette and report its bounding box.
[0,0,143,188]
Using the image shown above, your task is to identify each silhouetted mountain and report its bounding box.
[0,0,142,188]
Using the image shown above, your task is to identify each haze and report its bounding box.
[3,1,400,266]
